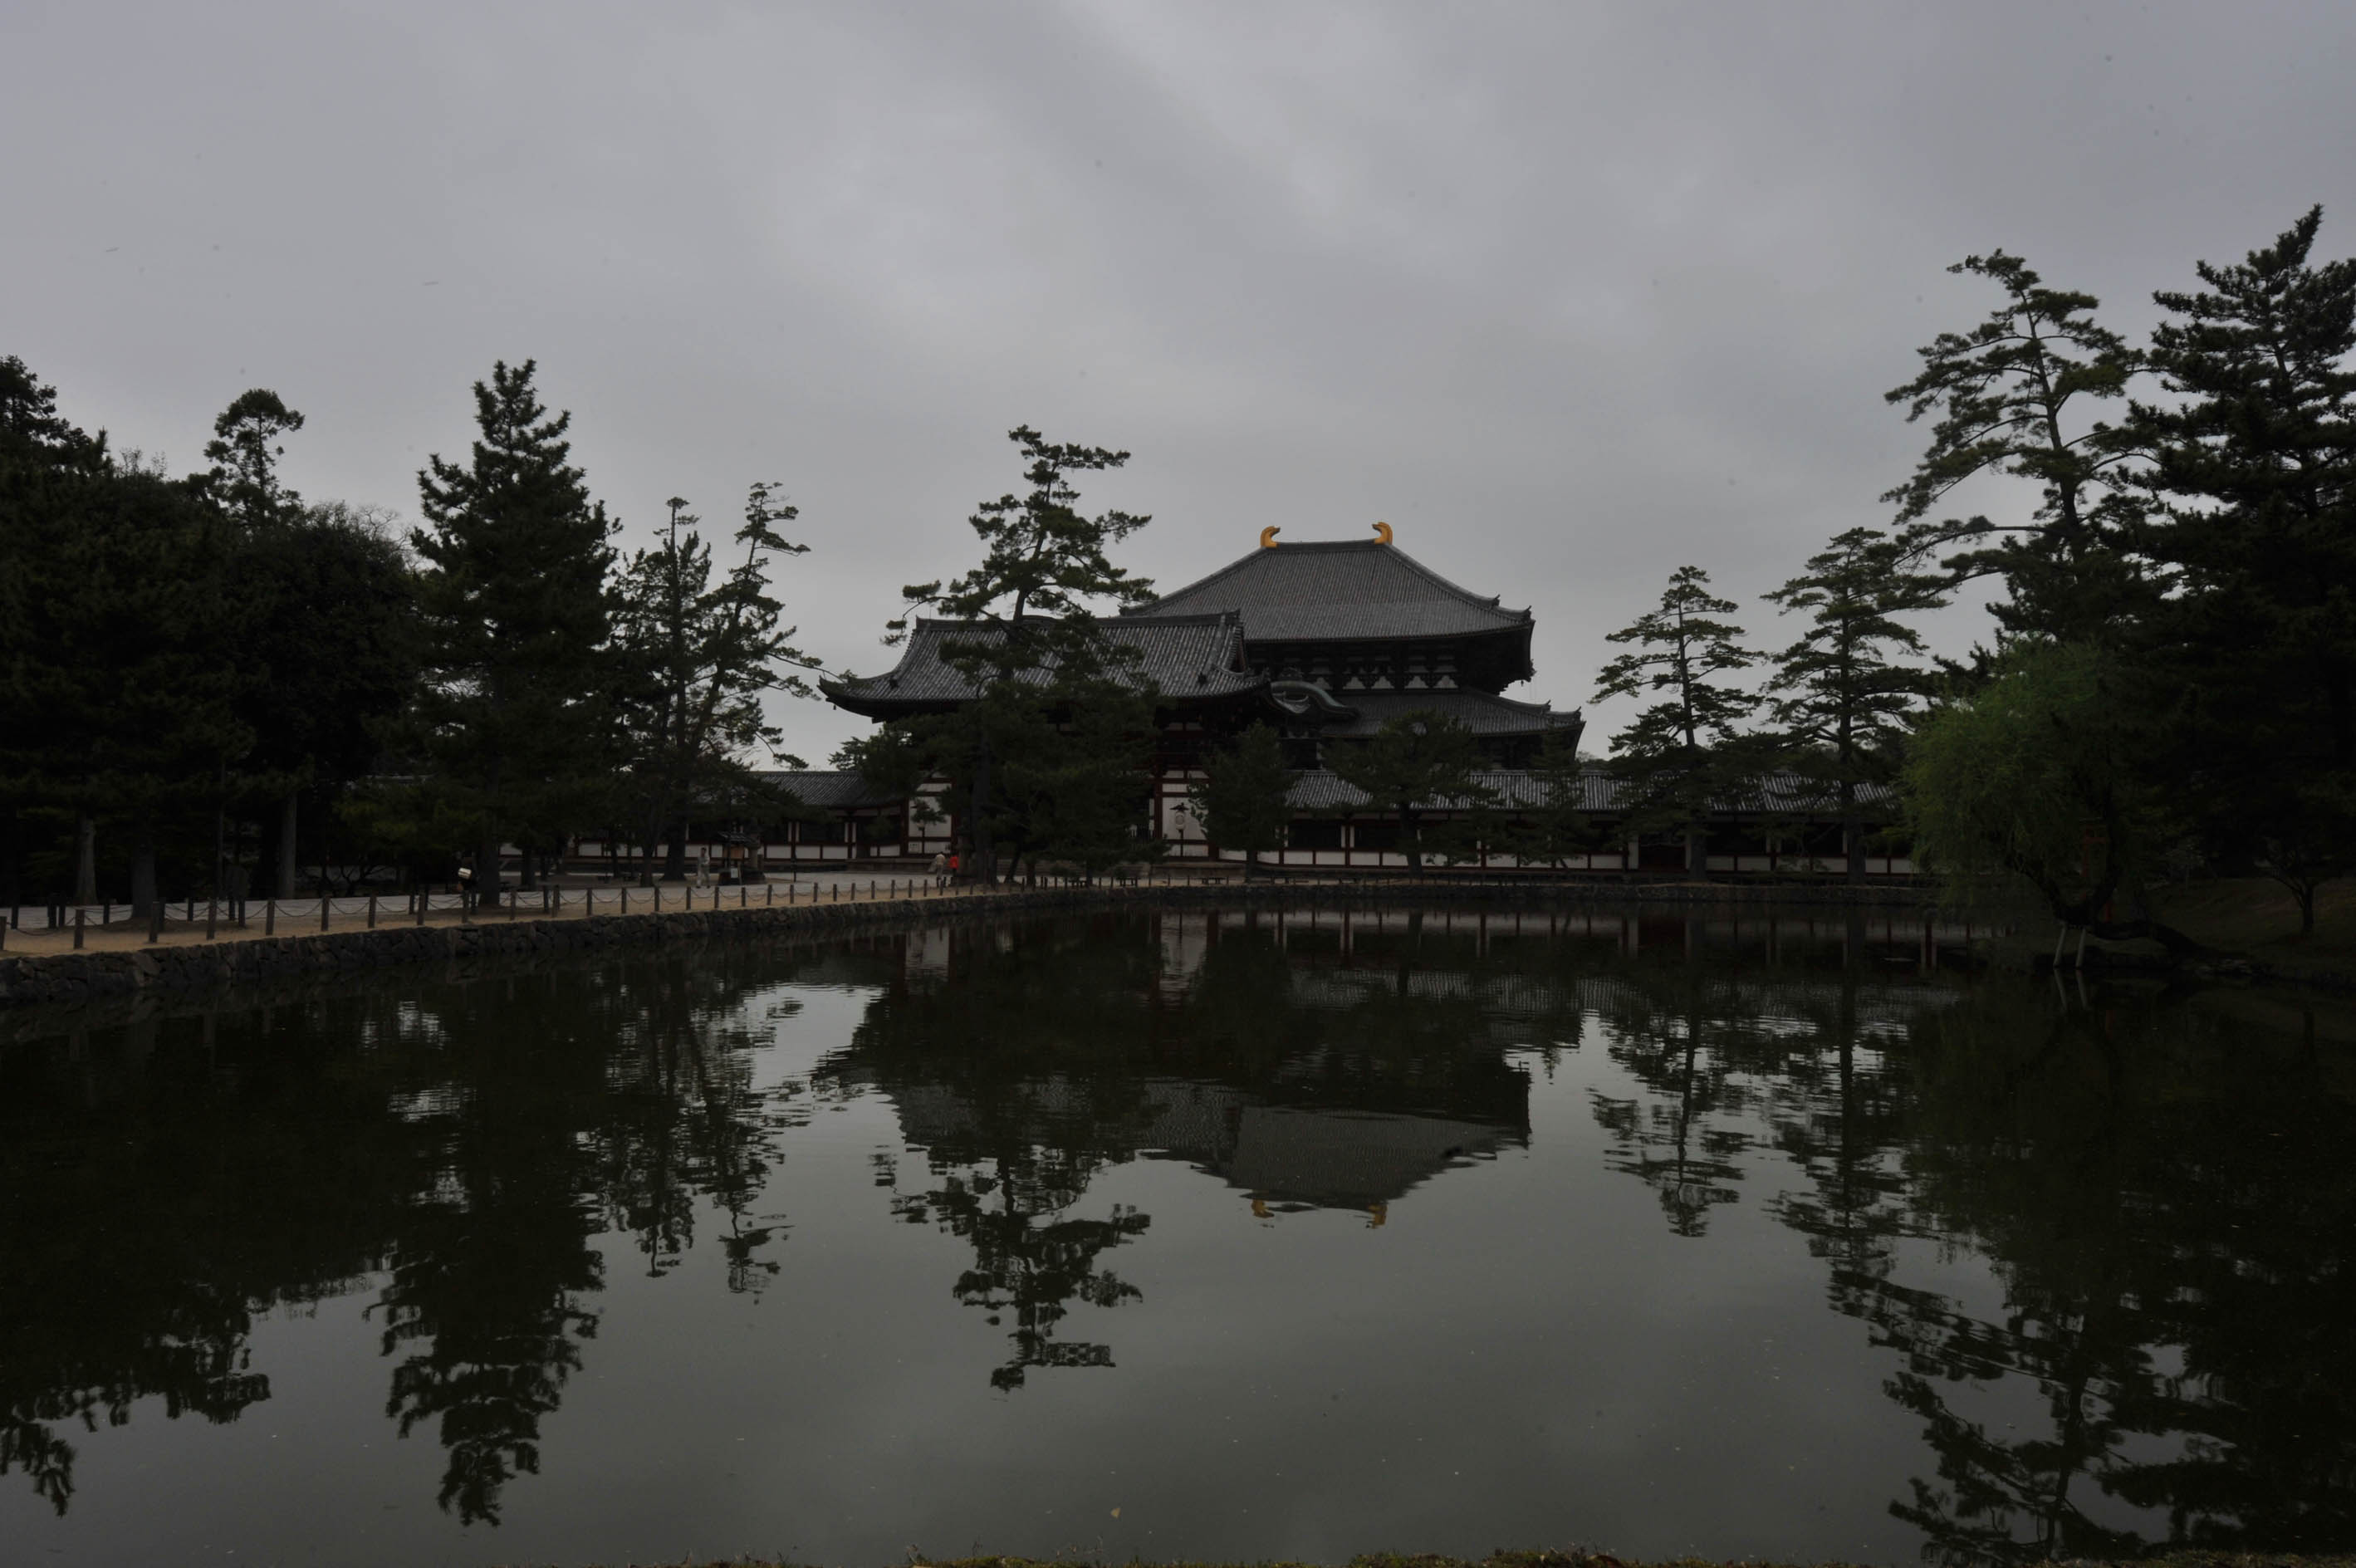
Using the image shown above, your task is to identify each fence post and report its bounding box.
[207,896,218,941]
[266,898,276,936]
[74,908,86,949]
[149,899,163,944]
[415,890,425,927]
[321,894,331,933]
[368,894,378,929]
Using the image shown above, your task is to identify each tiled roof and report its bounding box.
[821,613,1263,714]
[1286,768,1894,815]
[753,770,899,809]
[1294,688,1582,739]
[1124,539,1531,642]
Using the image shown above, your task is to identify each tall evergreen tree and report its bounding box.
[611,485,816,881]
[1594,565,1757,872]
[202,389,306,528]
[2132,206,2356,934]
[0,355,107,908]
[1763,527,1947,882]
[890,425,1155,880]
[1884,252,2148,645]
[411,361,615,891]
[197,390,418,897]
[1187,721,1292,880]
[1327,710,1491,874]
[0,360,243,911]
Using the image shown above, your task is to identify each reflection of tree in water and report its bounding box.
[373,958,807,1522]
[1834,987,2356,1564]
[1585,954,1781,1237]
[0,950,813,1525]
[1574,924,2356,1560]
[830,914,1536,1388]
[0,1002,432,1516]
[843,923,1162,1390]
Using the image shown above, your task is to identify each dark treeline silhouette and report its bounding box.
[0,356,816,912]
[1593,207,2356,931]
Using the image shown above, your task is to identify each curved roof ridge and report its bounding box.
[1122,538,1531,639]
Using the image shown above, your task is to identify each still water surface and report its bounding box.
[3,907,2353,1567]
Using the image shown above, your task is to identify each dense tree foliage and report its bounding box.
[878,425,1159,881]
[1893,208,2356,938]
[1326,709,1492,873]
[1592,565,1758,871]
[1763,528,1947,882]
[611,487,817,881]
[409,360,617,891]
[1187,721,1292,879]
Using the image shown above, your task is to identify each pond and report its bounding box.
[3,905,2353,1567]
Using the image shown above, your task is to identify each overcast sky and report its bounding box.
[7,1,2353,763]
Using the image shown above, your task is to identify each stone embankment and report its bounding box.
[0,876,1932,1011]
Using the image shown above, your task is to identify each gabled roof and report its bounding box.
[1282,687,1581,740]
[1286,768,1895,815]
[820,613,1263,717]
[1123,538,1532,643]
[752,770,899,809]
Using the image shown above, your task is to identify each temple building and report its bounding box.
[717,526,1910,877]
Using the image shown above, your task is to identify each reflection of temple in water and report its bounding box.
[879,1075,1517,1215]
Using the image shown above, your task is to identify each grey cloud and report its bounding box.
[5,0,2349,760]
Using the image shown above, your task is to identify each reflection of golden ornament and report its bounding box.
[1367,1201,1389,1228]
[1260,526,1281,547]
[1372,521,1394,544]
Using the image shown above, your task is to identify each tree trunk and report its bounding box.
[0,805,17,918]
[519,848,539,892]
[478,830,502,903]
[277,790,300,897]
[664,821,688,881]
[971,744,996,884]
[1842,779,1864,884]
[2298,882,2317,937]
[131,818,159,918]
[1686,826,1706,876]
[74,813,97,904]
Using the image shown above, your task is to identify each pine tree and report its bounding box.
[1763,528,1947,882]
[1508,725,1606,870]
[2132,207,2356,933]
[1010,679,1160,882]
[411,361,615,891]
[1327,710,1491,873]
[1188,722,1292,880]
[1884,252,2148,645]
[202,389,306,528]
[891,425,1155,880]
[1594,565,1757,873]
[195,390,419,897]
[612,485,817,881]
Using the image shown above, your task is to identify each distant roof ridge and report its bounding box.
[1124,537,1530,626]
[904,608,1240,629]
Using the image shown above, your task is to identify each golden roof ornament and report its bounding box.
[1373,521,1394,544]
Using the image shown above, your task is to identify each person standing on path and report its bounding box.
[928,852,948,890]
